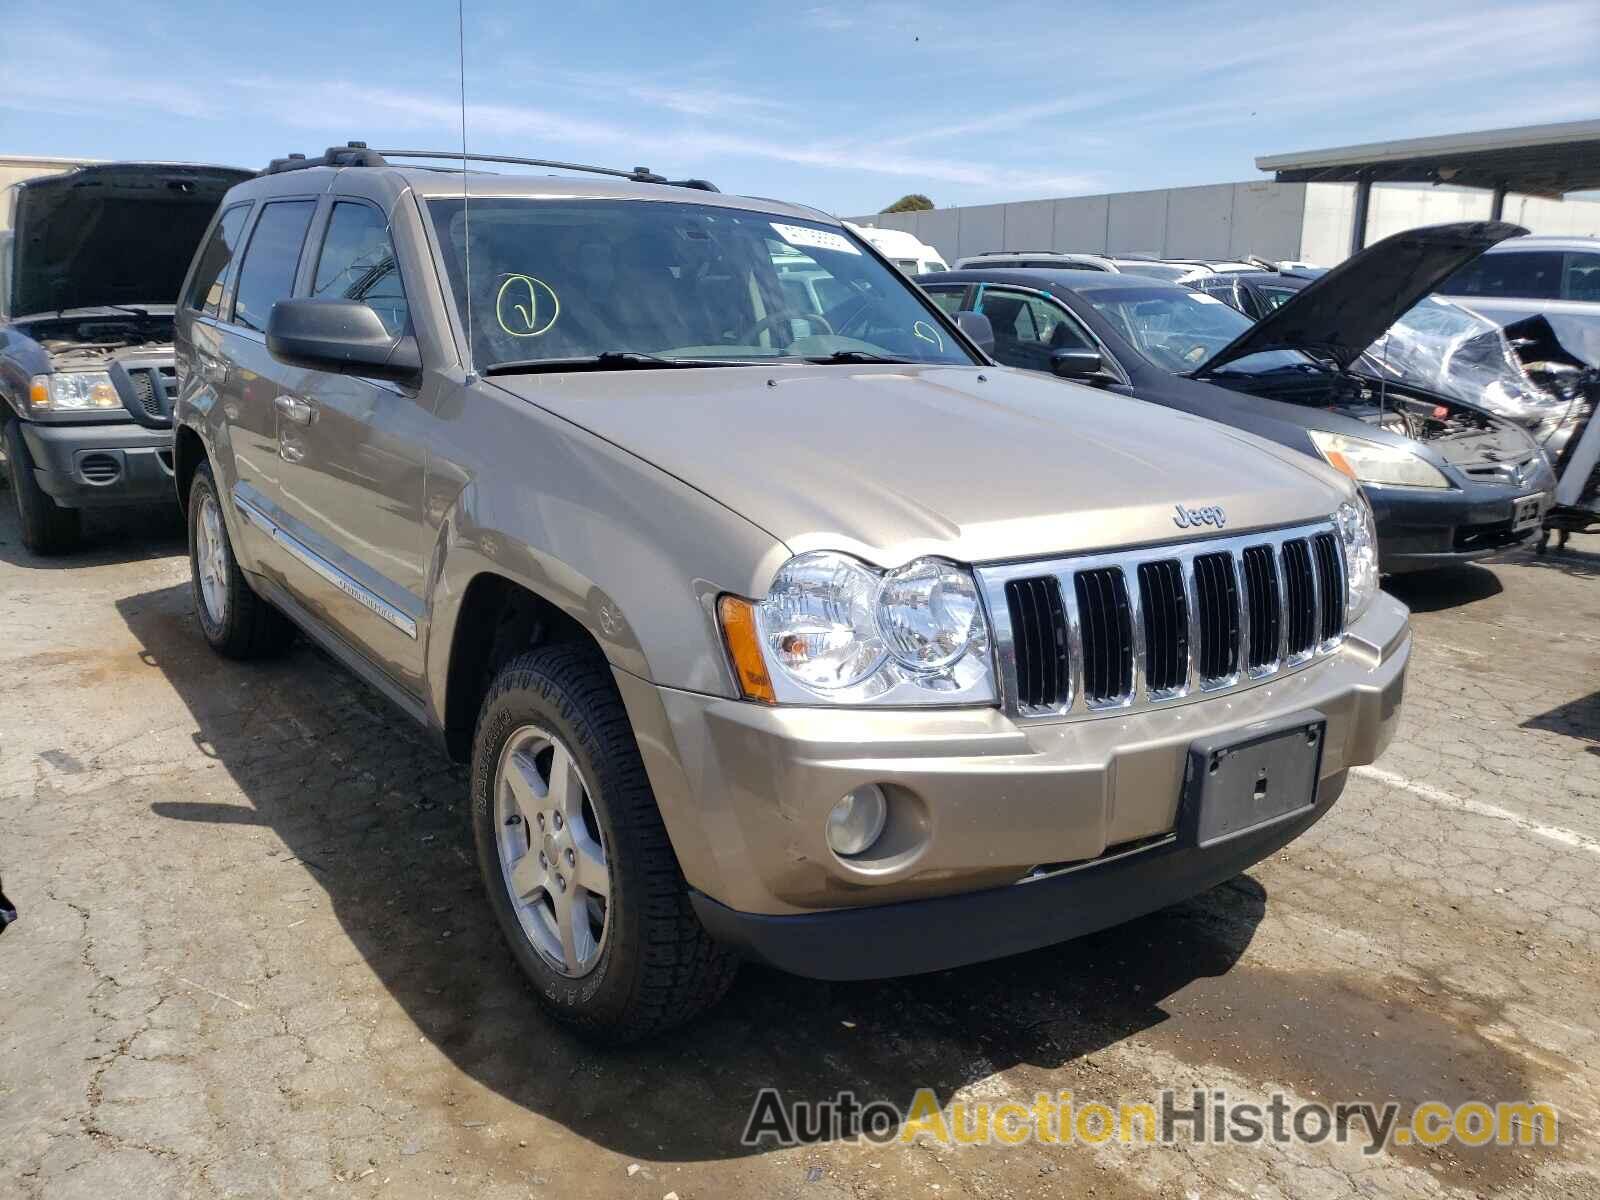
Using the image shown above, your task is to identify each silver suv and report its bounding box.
[173,145,1410,1040]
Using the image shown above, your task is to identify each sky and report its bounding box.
[2,0,1597,217]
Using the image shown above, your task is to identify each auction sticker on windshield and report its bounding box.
[771,223,860,255]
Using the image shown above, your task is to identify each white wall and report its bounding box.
[1299,182,1600,264]
[850,181,1309,264]
[1502,193,1600,237]
[854,180,1600,269]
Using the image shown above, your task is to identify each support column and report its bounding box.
[1490,182,1508,221]
[1350,173,1372,255]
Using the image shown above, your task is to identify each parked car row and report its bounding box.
[955,250,1284,283]
[921,223,1557,572]
[0,146,1415,1041]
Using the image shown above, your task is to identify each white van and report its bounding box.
[846,223,949,275]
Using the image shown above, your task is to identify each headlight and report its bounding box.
[29,372,120,412]
[1336,496,1380,623]
[1308,430,1451,489]
[718,550,996,706]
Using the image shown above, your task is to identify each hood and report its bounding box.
[8,162,253,318]
[1195,221,1528,376]
[492,364,1351,565]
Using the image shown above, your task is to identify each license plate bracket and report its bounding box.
[1512,493,1546,533]
[1180,710,1326,849]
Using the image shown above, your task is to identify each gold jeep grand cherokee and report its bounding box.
[172,144,1409,1040]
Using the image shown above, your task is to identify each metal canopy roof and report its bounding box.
[1256,119,1600,197]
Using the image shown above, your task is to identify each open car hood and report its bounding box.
[1194,221,1528,377]
[7,162,253,318]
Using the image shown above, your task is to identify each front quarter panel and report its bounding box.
[422,378,791,725]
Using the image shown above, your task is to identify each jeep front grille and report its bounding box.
[980,519,1346,721]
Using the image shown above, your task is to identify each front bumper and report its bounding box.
[621,593,1409,977]
[1367,467,1555,573]
[18,420,175,508]
[693,777,1346,980]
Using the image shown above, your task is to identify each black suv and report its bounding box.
[1,162,249,552]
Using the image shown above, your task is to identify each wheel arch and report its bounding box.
[438,569,603,763]
[173,422,207,514]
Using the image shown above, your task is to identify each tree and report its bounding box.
[881,194,934,214]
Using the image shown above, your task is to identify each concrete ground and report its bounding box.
[1,497,1597,1200]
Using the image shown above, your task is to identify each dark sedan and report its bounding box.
[920,223,1555,572]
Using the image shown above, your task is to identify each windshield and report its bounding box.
[1113,262,1192,283]
[1086,286,1312,374]
[427,198,974,370]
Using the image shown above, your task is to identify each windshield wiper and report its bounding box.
[55,304,150,319]
[482,351,751,376]
[802,350,914,365]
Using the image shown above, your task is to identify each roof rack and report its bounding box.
[262,142,389,174]
[261,143,719,191]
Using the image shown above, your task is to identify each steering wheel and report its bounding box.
[738,310,835,345]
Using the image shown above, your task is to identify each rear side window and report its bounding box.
[231,200,316,332]
[1564,251,1600,301]
[924,287,967,316]
[1439,250,1563,300]
[311,202,410,336]
[186,203,252,318]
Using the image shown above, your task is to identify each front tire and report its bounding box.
[187,462,295,658]
[4,418,81,555]
[471,644,737,1041]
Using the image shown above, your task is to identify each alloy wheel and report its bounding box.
[493,724,611,976]
[195,492,229,626]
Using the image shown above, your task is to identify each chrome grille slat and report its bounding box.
[1241,544,1281,674]
[1003,576,1070,711]
[1073,566,1134,707]
[1312,532,1346,646]
[1281,539,1317,660]
[980,519,1345,722]
[1193,551,1240,684]
[1136,560,1187,696]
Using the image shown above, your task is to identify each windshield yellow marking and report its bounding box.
[912,320,944,351]
[495,274,560,337]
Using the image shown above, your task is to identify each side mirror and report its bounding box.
[1051,348,1104,380]
[266,299,422,383]
[956,310,995,356]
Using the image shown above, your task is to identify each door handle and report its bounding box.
[274,394,317,426]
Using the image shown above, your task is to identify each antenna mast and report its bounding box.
[457,0,475,380]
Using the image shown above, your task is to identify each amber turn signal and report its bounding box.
[1322,450,1357,480]
[717,595,776,704]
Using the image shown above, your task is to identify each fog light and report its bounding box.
[826,784,887,857]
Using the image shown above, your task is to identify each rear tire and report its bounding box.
[470,644,737,1042]
[187,462,295,658]
[4,418,81,555]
